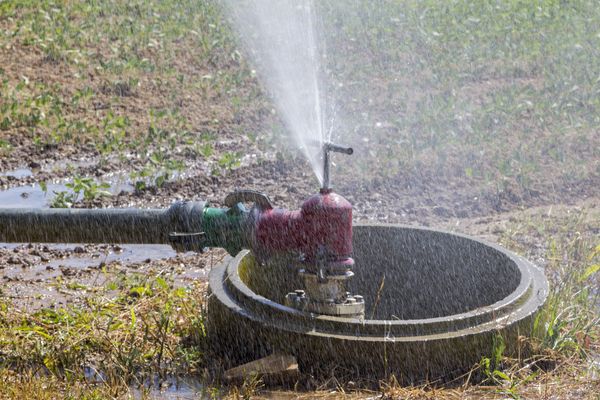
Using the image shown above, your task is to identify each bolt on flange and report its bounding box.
[284,291,365,318]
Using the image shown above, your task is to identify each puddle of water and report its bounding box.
[0,181,132,208]
[108,179,135,194]
[48,244,179,269]
[1,242,207,285]
[130,376,208,400]
[2,158,96,179]
[1,168,34,178]
[101,372,213,399]
[1,244,174,277]
[44,158,96,173]
[81,367,208,399]
[0,183,68,208]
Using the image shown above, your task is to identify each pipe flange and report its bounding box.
[285,291,365,318]
[298,270,354,302]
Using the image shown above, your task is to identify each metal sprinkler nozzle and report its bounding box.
[322,142,353,191]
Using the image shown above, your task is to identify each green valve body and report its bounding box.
[201,204,252,256]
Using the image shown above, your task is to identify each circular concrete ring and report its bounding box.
[207,224,548,383]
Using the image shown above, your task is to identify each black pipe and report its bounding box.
[0,201,205,244]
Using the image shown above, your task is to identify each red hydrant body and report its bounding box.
[254,189,353,270]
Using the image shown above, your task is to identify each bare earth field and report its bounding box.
[0,1,598,399]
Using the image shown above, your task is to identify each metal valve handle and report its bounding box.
[224,189,274,210]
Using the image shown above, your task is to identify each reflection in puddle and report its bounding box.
[1,168,34,178]
[0,183,68,208]
[131,376,207,400]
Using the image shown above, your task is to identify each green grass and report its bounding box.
[2,0,595,193]
[500,209,599,356]
[0,0,255,184]
[474,207,600,399]
[50,176,111,208]
[0,272,208,398]
[320,0,599,190]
